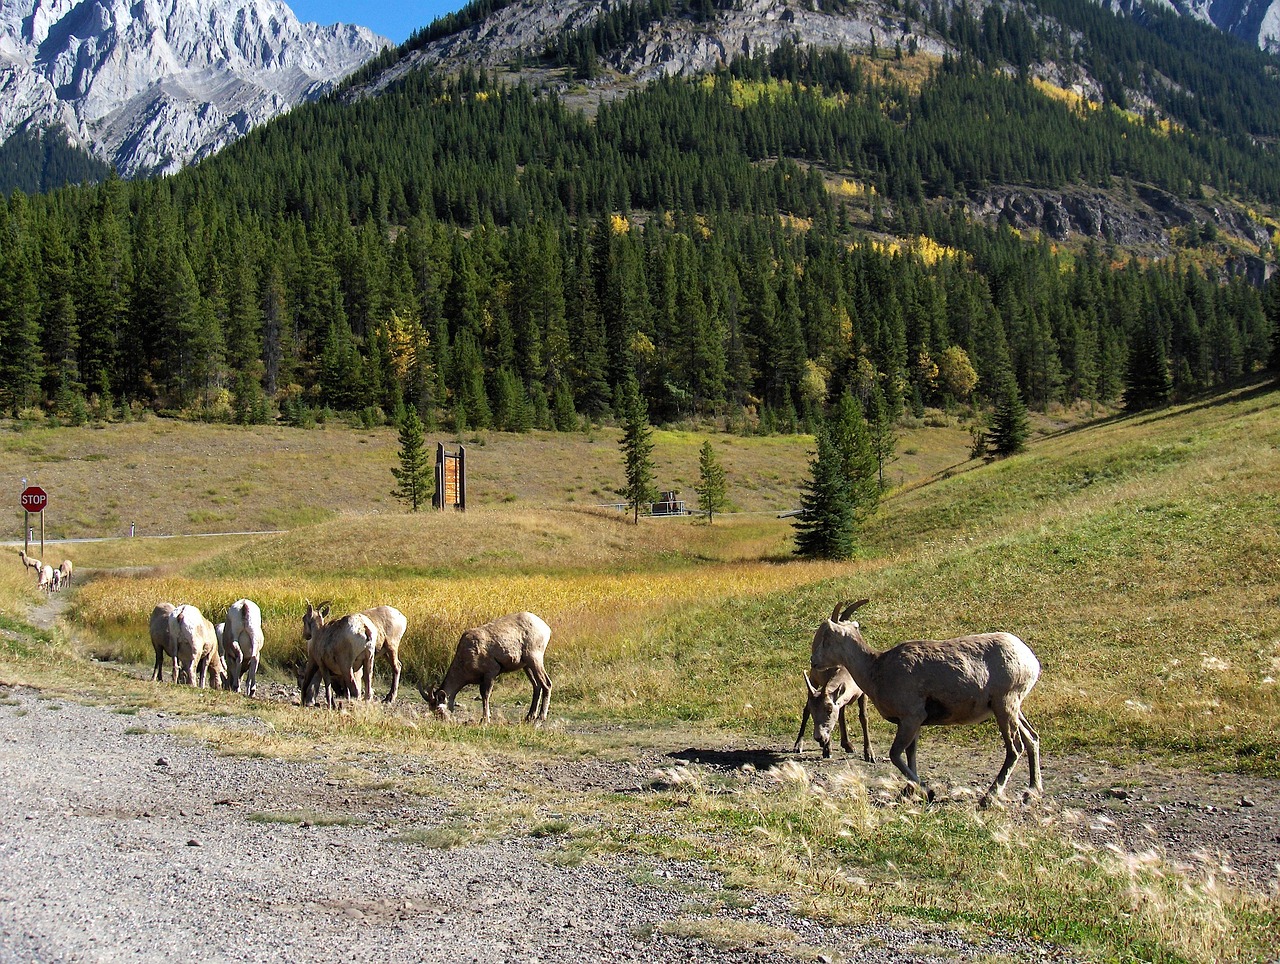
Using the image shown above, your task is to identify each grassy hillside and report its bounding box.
[4,382,1279,963]
[2,417,971,541]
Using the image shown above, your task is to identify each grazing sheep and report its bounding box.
[49,569,62,592]
[298,601,377,709]
[222,598,265,697]
[420,611,552,724]
[17,550,41,574]
[56,558,72,588]
[150,603,178,682]
[810,600,1042,806]
[795,664,876,762]
[360,605,407,703]
[169,604,221,688]
[37,564,54,594]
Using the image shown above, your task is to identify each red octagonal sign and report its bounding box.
[20,486,47,513]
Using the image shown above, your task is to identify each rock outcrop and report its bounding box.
[0,0,388,177]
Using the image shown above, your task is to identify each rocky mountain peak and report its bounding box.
[0,0,388,177]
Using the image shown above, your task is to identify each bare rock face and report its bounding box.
[0,0,388,177]
[1100,0,1280,51]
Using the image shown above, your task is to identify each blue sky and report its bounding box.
[288,0,464,44]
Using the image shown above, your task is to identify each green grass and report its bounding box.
[2,383,1278,962]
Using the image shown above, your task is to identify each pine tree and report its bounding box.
[619,377,656,524]
[866,382,898,488]
[1124,320,1172,410]
[390,407,430,511]
[988,370,1030,456]
[828,392,880,519]
[794,421,856,560]
[696,440,727,524]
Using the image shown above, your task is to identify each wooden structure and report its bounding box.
[434,443,467,511]
[651,490,687,517]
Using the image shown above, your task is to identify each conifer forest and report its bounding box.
[2,0,1279,430]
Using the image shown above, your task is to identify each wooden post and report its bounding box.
[435,442,445,511]
[458,445,466,512]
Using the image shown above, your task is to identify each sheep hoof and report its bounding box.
[1022,788,1043,804]
[979,793,1004,811]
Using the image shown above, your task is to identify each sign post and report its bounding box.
[434,444,467,511]
[20,485,47,557]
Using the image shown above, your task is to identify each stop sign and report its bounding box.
[20,486,47,513]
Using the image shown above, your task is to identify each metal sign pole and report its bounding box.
[23,511,29,554]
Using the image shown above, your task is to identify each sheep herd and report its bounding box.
[18,549,70,594]
[19,549,1045,804]
[143,589,554,723]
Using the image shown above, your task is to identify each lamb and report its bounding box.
[169,604,221,688]
[419,611,552,724]
[298,601,377,709]
[360,605,407,703]
[49,569,62,592]
[37,564,54,594]
[56,558,72,588]
[150,603,178,682]
[810,600,1042,806]
[17,550,41,575]
[794,664,876,762]
[221,598,265,697]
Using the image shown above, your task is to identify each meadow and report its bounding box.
[2,386,1278,963]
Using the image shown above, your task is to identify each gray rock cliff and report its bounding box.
[0,0,388,177]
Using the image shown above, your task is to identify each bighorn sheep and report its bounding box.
[419,611,552,723]
[56,558,72,588]
[360,605,407,703]
[299,601,377,709]
[222,598,265,696]
[150,603,178,682]
[795,664,876,762]
[17,550,41,574]
[169,604,221,688]
[37,564,54,594]
[811,600,1042,806]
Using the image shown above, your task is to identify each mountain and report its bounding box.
[1106,0,1280,52]
[0,0,388,182]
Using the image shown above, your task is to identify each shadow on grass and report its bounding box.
[667,746,791,771]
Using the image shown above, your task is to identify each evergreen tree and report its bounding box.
[793,420,856,560]
[866,383,898,487]
[1124,320,1172,410]
[828,392,880,519]
[390,406,430,511]
[988,370,1030,456]
[618,376,656,524]
[696,440,728,523]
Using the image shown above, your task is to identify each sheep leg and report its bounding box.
[524,663,552,722]
[151,646,165,682]
[858,695,876,764]
[982,705,1025,807]
[245,656,259,699]
[889,721,930,800]
[479,675,496,723]
[837,704,853,754]
[1018,711,1042,792]
[793,702,811,753]
[300,662,320,707]
[382,646,401,704]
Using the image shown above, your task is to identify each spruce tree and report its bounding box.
[794,421,856,560]
[988,371,1030,456]
[390,407,430,511]
[619,377,656,525]
[829,392,880,520]
[696,440,727,524]
[1124,321,1172,410]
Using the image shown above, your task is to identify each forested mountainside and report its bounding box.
[0,0,1278,432]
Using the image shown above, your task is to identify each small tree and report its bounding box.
[828,392,880,519]
[793,421,856,560]
[619,378,656,524]
[866,383,898,488]
[988,371,1030,457]
[696,440,727,523]
[390,407,431,511]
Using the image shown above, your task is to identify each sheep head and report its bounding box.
[301,600,331,642]
[811,599,870,671]
[803,671,840,758]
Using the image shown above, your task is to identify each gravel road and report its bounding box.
[0,686,1082,964]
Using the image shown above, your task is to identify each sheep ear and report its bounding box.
[803,671,820,699]
[839,599,870,622]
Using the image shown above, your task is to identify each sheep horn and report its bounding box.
[803,670,820,699]
[839,599,870,622]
